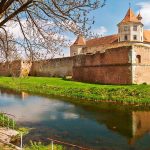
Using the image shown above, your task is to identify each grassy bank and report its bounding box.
[25,142,64,150]
[0,113,16,129]
[0,77,149,104]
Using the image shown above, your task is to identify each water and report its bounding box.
[0,89,150,150]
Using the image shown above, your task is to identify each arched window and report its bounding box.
[136,55,141,64]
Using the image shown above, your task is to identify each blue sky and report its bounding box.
[63,0,150,56]
[89,0,150,35]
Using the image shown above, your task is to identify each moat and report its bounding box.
[0,89,150,150]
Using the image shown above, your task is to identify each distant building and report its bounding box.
[70,8,150,56]
[71,8,150,84]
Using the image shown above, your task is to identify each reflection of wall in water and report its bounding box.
[80,104,150,145]
[0,89,29,100]
[130,111,150,144]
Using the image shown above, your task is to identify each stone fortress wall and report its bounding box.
[0,43,150,85]
[73,46,133,84]
[73,43,150,84]
[29,57,74,77]
[0,57,74,78]
[132,44,150,84]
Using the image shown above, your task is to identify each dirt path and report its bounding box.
[0,128,21,150]
[0,143,16,150]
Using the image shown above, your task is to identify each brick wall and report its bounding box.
[73,46,133,84]
[30,57,73,77]
[0,43,149,85]
[0,60,22,77]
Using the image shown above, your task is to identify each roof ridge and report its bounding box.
[87,34,118,42]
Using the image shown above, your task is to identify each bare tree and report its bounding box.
[0,0,106,61]
[0,28,20,62]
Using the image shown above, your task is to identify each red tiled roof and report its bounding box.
[86,35,118,47]
[73,35,86,46]
[84,30,150,47]
[144,30,150,43]
[119,8,141,24]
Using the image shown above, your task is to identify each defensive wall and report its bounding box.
[29,57,74,77]
[132,44,150,84]
[73,44,150,84]
[0,60,32,77]
[0,43,150,85]
[73,46,133,84]
[0,57,73,77]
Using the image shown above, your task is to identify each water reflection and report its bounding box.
[0,89,150,150]
[130,111,150,144]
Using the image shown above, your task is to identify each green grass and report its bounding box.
[0,77,149,104]
[0,113,16,129]
[25,141,65,150]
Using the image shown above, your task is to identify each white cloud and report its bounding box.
[137,2,150,27]
[5,20,26,39]
[63,112,79,120]
[92,26,108,36]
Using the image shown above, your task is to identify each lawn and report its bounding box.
[0,77,149,104]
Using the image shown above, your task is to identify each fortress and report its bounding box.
[70,8,150,84]
[1,8,150,85]
[70,8,150,56]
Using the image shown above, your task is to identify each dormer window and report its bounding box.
[133,25,137,31]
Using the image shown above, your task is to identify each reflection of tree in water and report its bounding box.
[1,89,150,147]
[0,88,29,100]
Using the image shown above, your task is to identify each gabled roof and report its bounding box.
[86,35,118,47]
[81,30,150,48]
[119,8,141,24]
[73,35,86,46]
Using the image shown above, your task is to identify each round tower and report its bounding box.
[118,8,144,42]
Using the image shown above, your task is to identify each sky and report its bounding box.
[63,0,150,56]
[89,0,150,36]
[5,0,150,57]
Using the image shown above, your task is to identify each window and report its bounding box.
[133,25,137,31]
[74,52,76,56]
[136,55,141,64]
[133,35,137,40]
[124,35,128,41]
[124,26,129,31]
